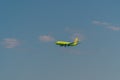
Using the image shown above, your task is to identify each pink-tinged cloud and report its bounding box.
[71,33,85,41]
[92,20,120,31]
[2,38,20,48]
[107,26,120,31]
[65,27,85,41]
[39,35,55,42]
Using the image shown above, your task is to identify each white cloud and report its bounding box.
[92,20,109,26]
[92,20,101,25]
[39,35,55,42]
[92,20,120,31]
[2,38,20,48]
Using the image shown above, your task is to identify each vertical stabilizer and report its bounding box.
[73,37,79,43]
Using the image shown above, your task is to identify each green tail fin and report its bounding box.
[73,37,79,43]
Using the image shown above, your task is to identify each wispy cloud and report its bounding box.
[39,35,55,42]
[92,20,120,31]
[1,38,20,48]
[92,20,109,26]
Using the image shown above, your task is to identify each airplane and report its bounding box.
[55,37,80,47]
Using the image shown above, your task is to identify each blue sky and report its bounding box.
[1,0,120,80]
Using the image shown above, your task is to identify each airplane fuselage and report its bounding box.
[55,37,79,47]
[56,41,78,47]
